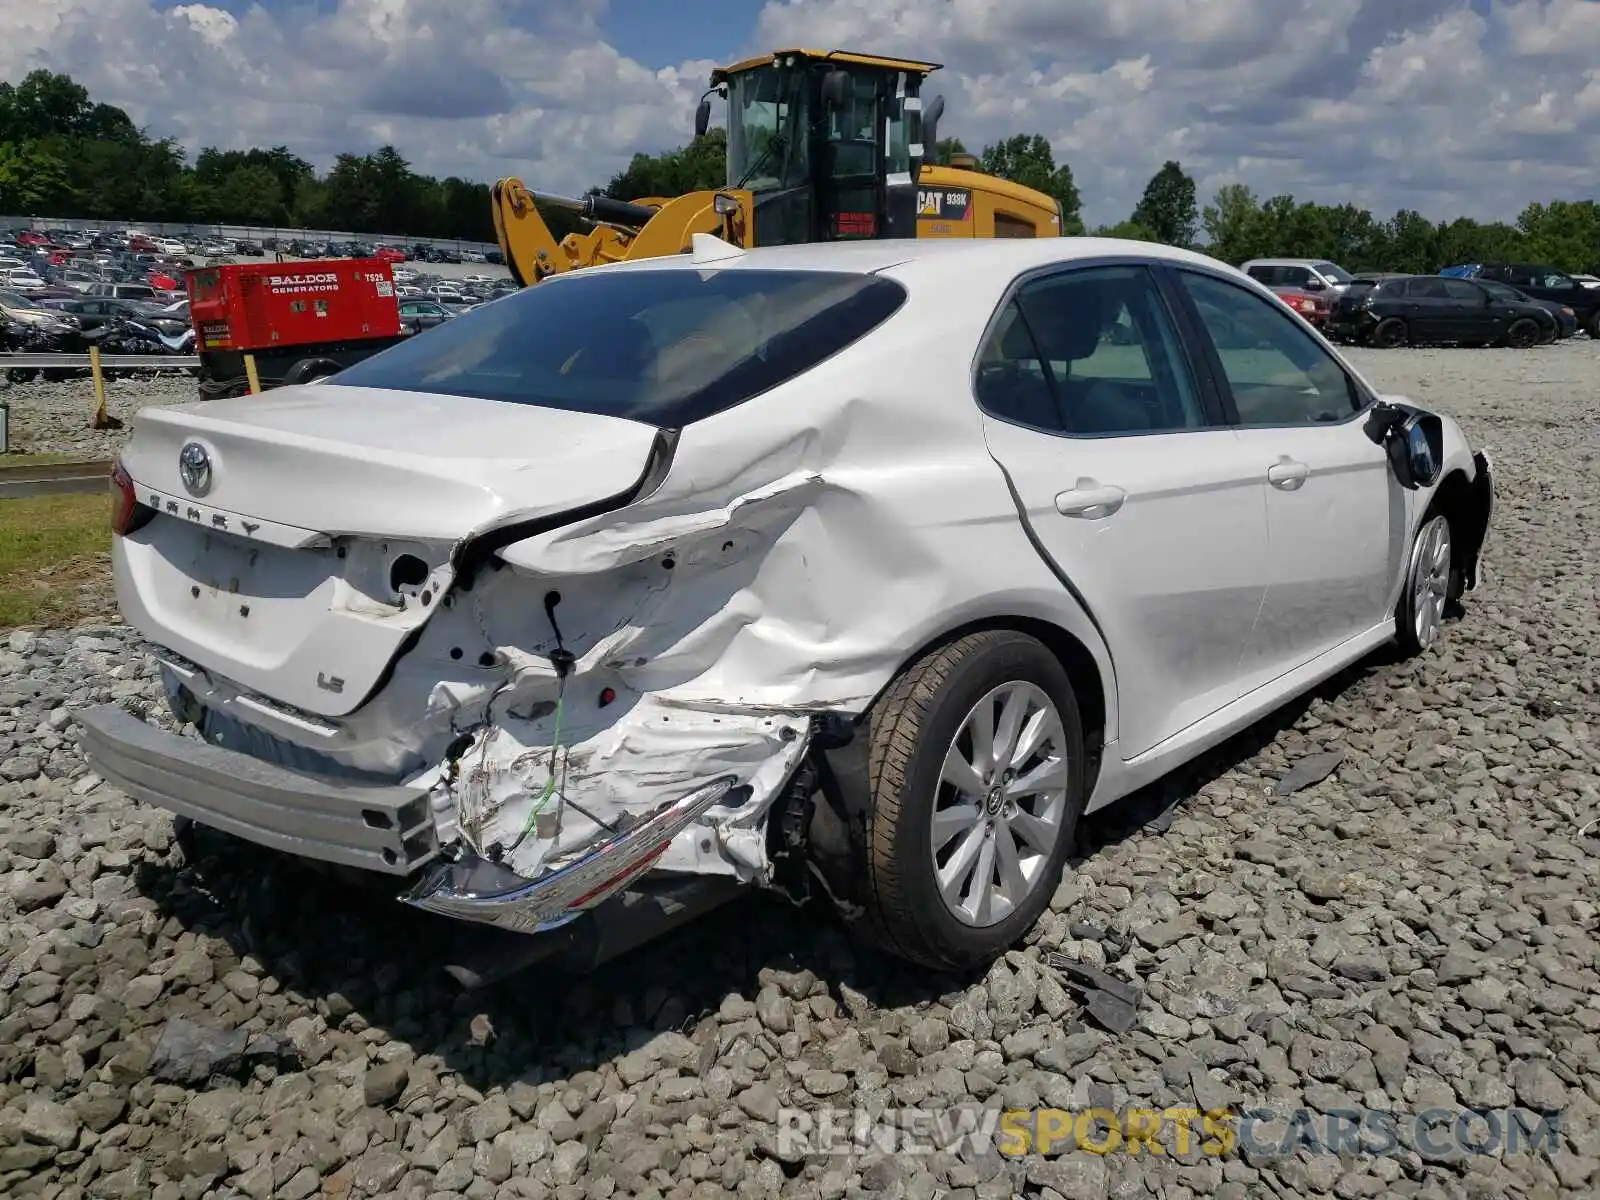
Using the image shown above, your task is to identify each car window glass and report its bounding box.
[1541,271,1574,288]
[1177,271,1360,426]
[330,268,906,425]
[974,302,1059,430]
[1442,280,1483,302]
[976,264,1205,436]
[1405,277,1448,299]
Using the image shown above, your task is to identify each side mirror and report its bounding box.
[694,98,711,139]
[821,70,852,109]
[1366,402,1443,489]
[1302,278,1326,292]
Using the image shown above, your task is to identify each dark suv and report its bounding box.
[1473,264,1600,336]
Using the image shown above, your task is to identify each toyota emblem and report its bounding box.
[178,442,212,496]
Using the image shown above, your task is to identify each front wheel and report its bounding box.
[851,630,1087,971]
[1395,512,1457,657]
[1504,318,1540,350]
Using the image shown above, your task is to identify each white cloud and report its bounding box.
[0,0,1596,228]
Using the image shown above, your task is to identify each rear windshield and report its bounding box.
[330,267,907,426]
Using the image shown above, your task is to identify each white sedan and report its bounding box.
[81,236,1493,972]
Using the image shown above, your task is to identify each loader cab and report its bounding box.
[701,50,936,248]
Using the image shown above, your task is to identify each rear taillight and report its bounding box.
[110,459,151,536]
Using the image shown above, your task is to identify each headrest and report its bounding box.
[1025,284,1121,361]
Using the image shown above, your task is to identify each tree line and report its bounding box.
[0,70,500,242]
[4,68,1598,272]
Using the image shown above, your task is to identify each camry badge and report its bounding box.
[178,441,212,496]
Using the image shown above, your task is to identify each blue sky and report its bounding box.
[11,1,1600,226]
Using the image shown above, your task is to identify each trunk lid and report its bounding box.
[120,384,660,541]
[114,384,662,718]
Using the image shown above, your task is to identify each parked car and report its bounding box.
[85,281,159,302]
[3,269,48,292]
[1448,262,1600,336]
[1472,279,1578,339]
[1327,274,1552,348]
[83,238,1493,971]
[0,289,82,332]
[398,299,453,333]
[39,296,157,331]
[1571,273,1600,290]
[1269,286,1331,329]
[375,246,408,264]
[1242,258,1354,295]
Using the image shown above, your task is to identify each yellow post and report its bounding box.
[90,345,109,429]
[244,353,262,395]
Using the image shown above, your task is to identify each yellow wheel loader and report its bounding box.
[491,49,1063,287]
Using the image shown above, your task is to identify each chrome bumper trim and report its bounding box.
[402,776,746,933]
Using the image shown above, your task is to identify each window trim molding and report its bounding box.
[966,255,1229,440]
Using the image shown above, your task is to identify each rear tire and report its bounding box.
[851,630,1087,971]
[1373,317,1408,349]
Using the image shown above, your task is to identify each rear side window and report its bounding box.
[331,268,906,426]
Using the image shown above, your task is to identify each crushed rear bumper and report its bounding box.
[78,703,750,936]
[79,703,437,875]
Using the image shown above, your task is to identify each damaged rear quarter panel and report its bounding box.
[491,265,1116,728]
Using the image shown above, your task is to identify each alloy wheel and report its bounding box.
[930,681,1070,927]
[1412,515,1453,649]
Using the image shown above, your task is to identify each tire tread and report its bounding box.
[860,629,1039,970]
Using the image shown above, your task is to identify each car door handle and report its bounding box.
[1267,459,1310,490]
[1055,482,1126,518]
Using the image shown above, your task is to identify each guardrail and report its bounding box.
[1,346,218,434]
[1,353,200,369]
[0,457,114,500]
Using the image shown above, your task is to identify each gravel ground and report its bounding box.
[1,340,1597,1200]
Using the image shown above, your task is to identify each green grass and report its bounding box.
[0,493,115,630]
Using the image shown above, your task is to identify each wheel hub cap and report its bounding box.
[930,680,1071,928]
[1412,516,1452,648]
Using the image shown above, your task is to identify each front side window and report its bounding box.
[974,265,1205,436]
[331,268,906,427]
[1441,279,1485,303]
[726,66,809,191]
[1177,270,1361,427]
[1540,270,1575,289]
[1314,262,1353,283]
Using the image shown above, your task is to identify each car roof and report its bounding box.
[556,235,1251,287]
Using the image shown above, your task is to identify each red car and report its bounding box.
[374,246,407,263]
[1271,285,1330,328]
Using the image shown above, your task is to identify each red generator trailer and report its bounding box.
[185,259,408,398]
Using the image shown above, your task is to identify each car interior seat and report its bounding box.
[1026,286,1149,435]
